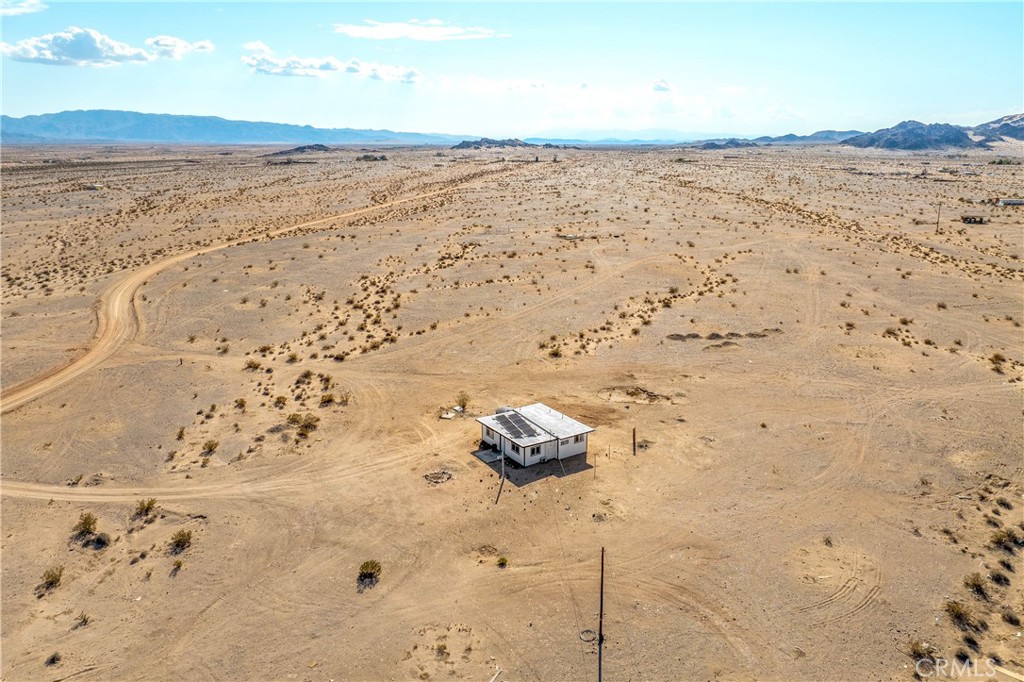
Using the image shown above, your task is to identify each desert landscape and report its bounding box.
[2,142,1022,681]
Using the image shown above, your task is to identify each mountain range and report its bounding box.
[0,110,467,146]
[0,109,1021,150]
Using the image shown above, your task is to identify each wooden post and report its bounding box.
[936,202,942,234]
[632,427,636,457]
[598,547,605,682]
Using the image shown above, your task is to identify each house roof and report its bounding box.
[477,402,594,446]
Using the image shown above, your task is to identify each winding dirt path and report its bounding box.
[0,170,509,415]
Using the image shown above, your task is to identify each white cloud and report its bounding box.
[0,0,46,16]
[717,85,747,96]
[653,79,671,92]
[333,18,500,41]
[1,26,214,66]
[145,35,214,60]
[242,42,419,82]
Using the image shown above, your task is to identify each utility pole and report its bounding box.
[936,202,942,234]
[632,427,637,457]
[598,547,605,682]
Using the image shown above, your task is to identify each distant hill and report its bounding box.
[0,110,468,145]
[451,138,536,150]
[262,144,335,157]
[970,113,1024,141]
[754,130,863,145]
[842,121,977,150]
[698,139,759,150]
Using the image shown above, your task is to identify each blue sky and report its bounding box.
[1,2,1021,138]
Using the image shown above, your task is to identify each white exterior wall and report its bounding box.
[557,433,588,459]
[520,440,555,466]
[505,439,527,466]
[481,425,498,446]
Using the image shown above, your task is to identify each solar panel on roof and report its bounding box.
[494,412,540,439]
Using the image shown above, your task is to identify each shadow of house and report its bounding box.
[479,451,593,488]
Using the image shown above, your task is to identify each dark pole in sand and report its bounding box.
[598,546,605,682]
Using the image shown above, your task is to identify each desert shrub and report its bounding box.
[358,559,382,589]
[135,498,157,518]
[73,512,97,536]
[244,359,261,370]
[991,527,1022,552]
[45,652,61,666]
[320,393,335,406]
[944,600,973,630]
[964,572,988,600]
[908,639,935,671]
[176,426,185,440]
[456,391,470,411]
[296,414,320,438]
[41,565,64,591]
[497,556,508,568]
[1002,606,1021,626]
[169,530,192,554]
[74,612,90,628]
[202,440,219,454]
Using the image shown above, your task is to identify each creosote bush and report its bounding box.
[73,512,97,536]
[358,559,382,590]
[169,529,192,554]
[135,498,157,518]
[41,565,64,591]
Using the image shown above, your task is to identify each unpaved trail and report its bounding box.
[0,170,512,414]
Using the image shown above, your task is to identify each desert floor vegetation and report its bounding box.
[1,143,1021,680]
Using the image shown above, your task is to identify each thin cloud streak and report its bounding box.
[333,19,502,41]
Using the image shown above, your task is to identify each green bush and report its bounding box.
[169,530,192,554]
[73,512,97,536]
[41,565,64,591]
[135,498,157,518]
[358,559,382,589]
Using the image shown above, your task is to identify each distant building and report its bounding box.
[477,403,594,467]
[997,198,1024,206]
[961,215,988,224]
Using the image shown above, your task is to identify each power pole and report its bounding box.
[598,547,605,682]
[936,202,942,234]
[632,427,636,457]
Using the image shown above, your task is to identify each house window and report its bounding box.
[529,446,540,456]
[510,443,520,454]
[560,439,569,446]
[574,434,584,443]
[485,427,494,438]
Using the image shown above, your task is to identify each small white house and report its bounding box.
[477,403,594,467]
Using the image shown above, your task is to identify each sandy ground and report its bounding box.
[1,143,1022,681]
